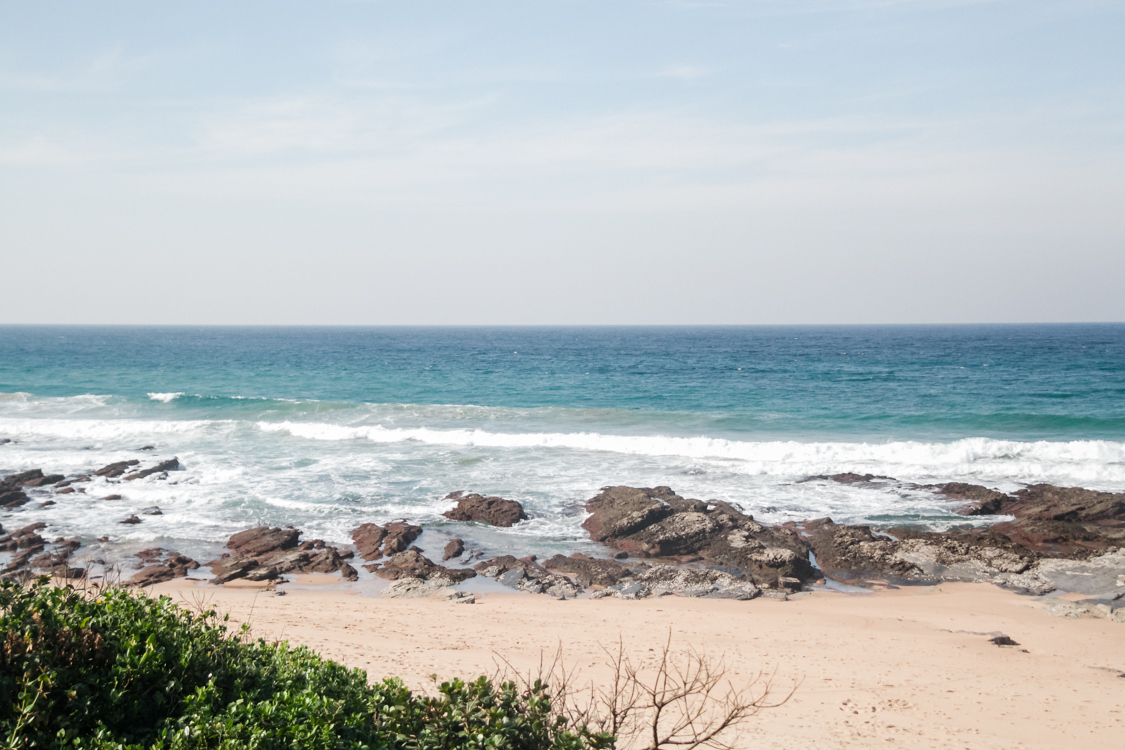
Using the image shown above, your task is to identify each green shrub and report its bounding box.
[0,579,613,750]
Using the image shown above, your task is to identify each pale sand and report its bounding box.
[148,579,1125,749]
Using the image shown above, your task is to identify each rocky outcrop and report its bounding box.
[127,548,200,586]
[475,555,582,598]
[228,527,300,556]
[581,486,815,586]
[124,458,180,481]
[368,549,476,584]
[0,526,83,580]
[352,521,422,561]
[931,482,1009,515]
[206,526,355,584]
[541,553,634,587]
[798,518,1039,586]
[0,469,48,508]
[94,460,140,478]
[941,483,1125,557]
[805,473,895,485]
[443,538,465,561]
[442,492,528,527]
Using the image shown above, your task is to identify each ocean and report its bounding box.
[2,324,1123,567]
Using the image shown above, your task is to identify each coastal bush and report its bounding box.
[0,579,611,750]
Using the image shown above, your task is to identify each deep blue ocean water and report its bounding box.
[1,325,1123,565]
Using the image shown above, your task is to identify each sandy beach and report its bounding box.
[147,578,1124,750]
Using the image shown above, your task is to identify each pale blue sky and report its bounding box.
[2,1,1122,324]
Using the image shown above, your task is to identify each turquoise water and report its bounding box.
[1,325,1123,563]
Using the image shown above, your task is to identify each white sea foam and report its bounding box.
[255,421,1125,487]
[147,392,185,403]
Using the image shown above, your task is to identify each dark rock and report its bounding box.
[800,518,922,584]
[933,482,1010,515]
[103,494,123,501]
[140,506,163,516]
[443,538,465,561]
[128,565,178,586]
[352,523,388,560]
[120,515,141,525]
[138,445,156,451]
[975,484,1125,557]
[23,474,65,487]
[805,473,895,484]
[340,562,359,582]
[124,458,179,481]
[0,489,29,508]
[442,491,528,527]
[582,486,815,586]
[209,556,259,584]
[0,438,9,445]
[603,581,651,600]
[57,489,74,495]
[989,634,1019,646]
[613,551,629,560]
[542,554,633,587]
[382,521,423,556]
[94,460,140,478]
[1,469,46,488]
[582,486,677,542]
[368,549,476,583]
[800,519,1039,586]
[227,527,300,556]
[498,568,525,588]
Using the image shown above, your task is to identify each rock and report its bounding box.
[582,486,678,542]
[442,491,528,527]
[209,556,259,584]
[986,484,1125,557]
[933,483,1010,515]
[1,469,46,488]
[23,474,65,487]
[475,555,583,598]
[542,554,633,586]
[382,521,423,555]
[103,494,123,501]
[635,565,761,600]
[352,521,423,561]
[140,506,163,515]
[582,486,815,586]
[368,549,476,583]
[94,460,140,478]
[498,568,526,588]
[352,523,388,560]
[989,634,1019,646]
[603,581,652,600]
[382,577,437,599]
[138,445,156,451]
[800,518,923,584]
[128,565,178,586]
[206,526,351,584]
[124,458,180,481]
[443,538,465,561]
[0,489,29,509]
[227,527,300,556]
[445,590,476,604]
[120,515,142,525]
[805,473,895,484]
[800,519,1040,586]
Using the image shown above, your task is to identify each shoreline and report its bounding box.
[142,577,1125,749]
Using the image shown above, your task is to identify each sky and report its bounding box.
[1,0,1123,325]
